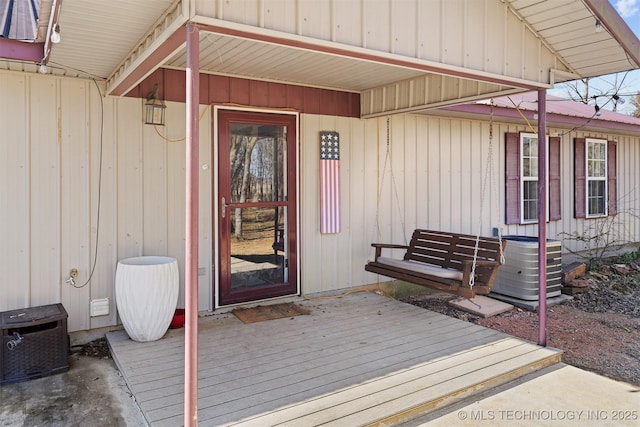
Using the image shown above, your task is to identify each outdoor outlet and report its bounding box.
[90,298,110,317]
[70,268,78,278]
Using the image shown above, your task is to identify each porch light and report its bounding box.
[145,99,166,125]
[144,85,166,126]
[38,60,47,74]
[595,19,603,33]
[51,25,61,44]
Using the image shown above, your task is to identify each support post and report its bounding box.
[537,88,548,347]
[184,22,200,427]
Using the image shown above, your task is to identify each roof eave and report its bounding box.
[441,103,640,136]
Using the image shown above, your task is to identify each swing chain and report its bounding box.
[469,99,504,289]
[488,101,505,265]
[370,117,408,263]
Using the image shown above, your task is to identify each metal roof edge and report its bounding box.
[441,102,640,135]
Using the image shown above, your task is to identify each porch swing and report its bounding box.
[365,107,506,299]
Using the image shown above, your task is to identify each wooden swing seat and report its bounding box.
[365,229,506,299]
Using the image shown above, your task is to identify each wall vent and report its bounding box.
[90,298,110,317]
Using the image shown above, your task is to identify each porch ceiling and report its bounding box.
[0,0,638,113]
[163,33,427,93]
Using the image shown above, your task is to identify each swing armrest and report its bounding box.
[459,259,502,289]
[370,243,409,260]
[459,259,501,276]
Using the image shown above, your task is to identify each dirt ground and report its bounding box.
[400,260,640,387]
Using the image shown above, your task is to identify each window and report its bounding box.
[574,138,617,219]
[586,139,607,217]
[521,133,540,222]
[505,132,561,225]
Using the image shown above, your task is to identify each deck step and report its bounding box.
[229,339,561,426]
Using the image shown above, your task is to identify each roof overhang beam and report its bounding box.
[0,0,62,65]
[107,14,562,99]
[192,17,555,89]
[106,0,189,96]
[0,38,44,62]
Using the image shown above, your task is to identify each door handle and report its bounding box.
[221,196,226,218]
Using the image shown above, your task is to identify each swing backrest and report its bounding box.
[404,229,502,272]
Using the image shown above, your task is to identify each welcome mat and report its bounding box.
[232,302,310,324]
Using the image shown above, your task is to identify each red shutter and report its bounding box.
[574,138,586,218]
[505,132,520,224]
[608,140,617,216]
[549,137,561,221]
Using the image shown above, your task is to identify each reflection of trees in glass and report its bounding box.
[251,138,276,201]
[231,134,258,238]
[229,127,283,239]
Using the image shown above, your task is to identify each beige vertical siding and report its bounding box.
[1,73,30,310]
[59,79,91,332]
[29,78,61,307]
[2,69,639,332]
[319,115,640,292]
[0,71,214,331]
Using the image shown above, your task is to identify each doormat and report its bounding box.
[232,302,310,324]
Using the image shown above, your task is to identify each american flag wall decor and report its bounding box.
[320,131,341,234]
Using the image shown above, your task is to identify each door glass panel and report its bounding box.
[230,207,286,290]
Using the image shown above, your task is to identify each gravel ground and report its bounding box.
[399,261,640,387]
[73,337,112,359]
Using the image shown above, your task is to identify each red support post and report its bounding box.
[537,88,548,347]
[184,22,200,427]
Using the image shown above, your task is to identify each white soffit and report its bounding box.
[0,0,177,78]
[507,0,640,79]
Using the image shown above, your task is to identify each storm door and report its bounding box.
[217,110,298,305]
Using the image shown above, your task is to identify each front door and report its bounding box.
[217,109,298,305]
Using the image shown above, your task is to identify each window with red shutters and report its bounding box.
[505,132,521,224]
[505,132,561,225]
[574,138,617,219]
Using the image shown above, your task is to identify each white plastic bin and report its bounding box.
[115,256,179,342]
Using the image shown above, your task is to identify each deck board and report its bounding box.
[106,292,561,426]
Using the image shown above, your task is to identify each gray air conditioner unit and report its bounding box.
[492,235,562,301]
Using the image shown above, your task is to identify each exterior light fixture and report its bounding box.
[38,60,48,74]
[51,24,61,44]
[613,94,625,104]
[594,105,601,116]
[144,84,166,125]
[595,19,603,33]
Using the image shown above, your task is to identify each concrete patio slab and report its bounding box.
[406,363,640,426]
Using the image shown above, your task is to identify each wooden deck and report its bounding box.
[105,292,561,426]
